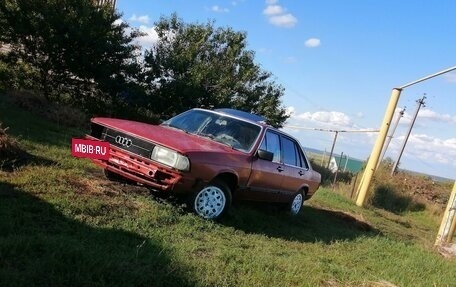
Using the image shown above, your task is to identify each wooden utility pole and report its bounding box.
[327,131,339,169]
[435,182,456,245]
[391,95,426,176]
[332,152,344,188]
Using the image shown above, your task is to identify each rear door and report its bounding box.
[279,135,311,199]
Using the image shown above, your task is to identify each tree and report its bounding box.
[0,0,143,114]
[144,14,289,127]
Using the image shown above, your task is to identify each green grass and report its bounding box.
[1,96,455,287]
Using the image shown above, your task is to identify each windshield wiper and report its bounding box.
[196,132,215,140]
[161,123,189,133]
[196,132,234,148]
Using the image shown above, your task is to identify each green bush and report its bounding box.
[0,60,37,92]
[6,90,87,128]
[370,183,426,214]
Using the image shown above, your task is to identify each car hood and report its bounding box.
[92,117,244,155]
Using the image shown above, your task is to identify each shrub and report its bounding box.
[0,123,26,170]
[0,60,38,92]
[6,90,87,128]
[370,183,425,214]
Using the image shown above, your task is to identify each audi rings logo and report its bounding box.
[115,136,132,147]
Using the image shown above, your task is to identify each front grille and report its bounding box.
[104,129,155,158]
[90,123,155,159]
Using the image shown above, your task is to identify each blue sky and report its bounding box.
[116,0,456,180]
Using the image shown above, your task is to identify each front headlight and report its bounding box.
[151,146,190,171]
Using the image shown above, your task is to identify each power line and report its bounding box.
[284,126,379,168]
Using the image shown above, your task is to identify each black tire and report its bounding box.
[192,180,232,220]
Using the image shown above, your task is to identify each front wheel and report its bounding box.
[289,192,304,215]
[192,180,232,220]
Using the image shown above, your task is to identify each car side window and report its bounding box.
[280,135,310,169]
[259,131,281,162]
[297,146,310,169]
[281,136,298,166]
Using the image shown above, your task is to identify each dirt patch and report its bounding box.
[324,208,374,232]
[63,173,151,198]
[310,202,374,232]
[392,172,451,206]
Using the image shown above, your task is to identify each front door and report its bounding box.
[245,130,284,201]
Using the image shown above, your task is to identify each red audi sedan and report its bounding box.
[86,108,321,219]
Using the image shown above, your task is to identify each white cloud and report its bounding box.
[129,14,150,24]
[285,106,295,116]
[212,5,229,13]
[290,110,355,129]
[113,19,123,26]
[135,25,159,48]
[305,38,321,48]
[395,134,456,166]
[114,19,156,51]
[401,107,456,127]
[418,108,456,124]
[263,1,297,28]
[263,5,284,16]
[268,14,297,28]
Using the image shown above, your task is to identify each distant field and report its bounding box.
[1,96,455,287]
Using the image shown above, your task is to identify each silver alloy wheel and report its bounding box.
[194,185,227,219]
[290,193,303,215]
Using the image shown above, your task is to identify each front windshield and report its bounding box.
[162,109,262,152]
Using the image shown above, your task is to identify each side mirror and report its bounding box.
[257,149,274,162]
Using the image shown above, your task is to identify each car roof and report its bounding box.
[214,108,266,124]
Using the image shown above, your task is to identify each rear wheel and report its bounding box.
[192,180,232,220]
[289,192,304,215]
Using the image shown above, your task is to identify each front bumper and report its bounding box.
[86,136,205,194]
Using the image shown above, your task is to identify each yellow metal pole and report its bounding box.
[356,88,402,206]
[435,181,456,245]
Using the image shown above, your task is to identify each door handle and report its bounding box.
[277,166,284,172]
[298,170,304,176]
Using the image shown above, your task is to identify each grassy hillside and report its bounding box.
[1,95,455,287]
